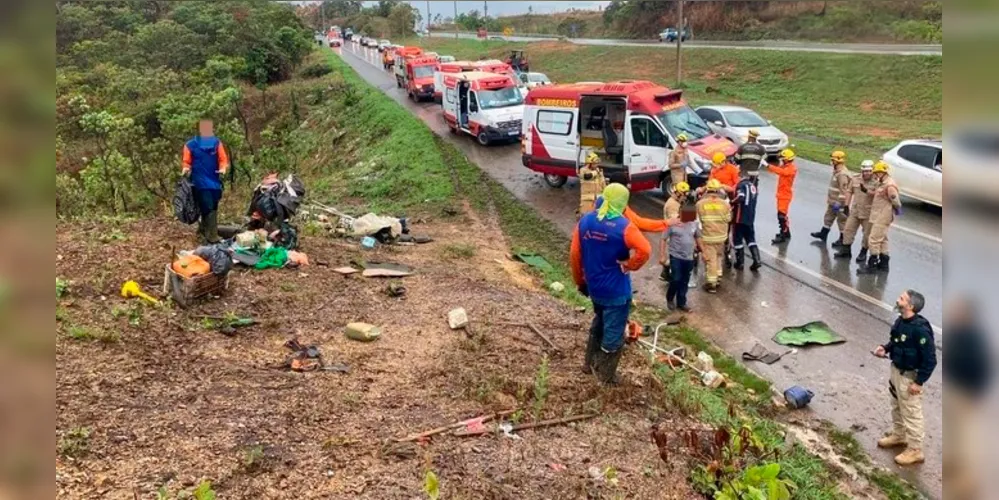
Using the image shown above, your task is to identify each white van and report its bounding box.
[442,71,524,146]
[521,80,736,192]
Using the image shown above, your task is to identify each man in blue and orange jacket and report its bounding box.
[571,183,658,384]
[182,118,229,243]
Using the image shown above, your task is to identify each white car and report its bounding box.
[438,55,456,63]
[377,40,391,52]
[882,139,942,207]
[519,72,552,89]
[695,105,789,156]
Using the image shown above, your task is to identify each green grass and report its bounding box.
[828,427,869,465]
[441,243,477,260]
[399,38,941,166]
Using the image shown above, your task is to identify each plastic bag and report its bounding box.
[194,244,233,276]
[173,178,200,225]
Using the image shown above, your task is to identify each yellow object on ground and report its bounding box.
[121,280,160,304]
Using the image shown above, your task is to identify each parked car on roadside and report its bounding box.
[378,40,391,52]
[438,55,456,63]
[519,72,552,90]
[695,105,789,157]
[882,139,942,207]
[659,27,689,42]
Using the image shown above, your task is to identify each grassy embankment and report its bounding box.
[320,49,922,499]
[400,38,941,167]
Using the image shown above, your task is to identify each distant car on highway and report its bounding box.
[378,40,391,52]
[519,72,552,90]
[438,55,456,63]
[882,139,942,207]
[695,105,789,157]
[659,27,690,43]
[488,36,505,41]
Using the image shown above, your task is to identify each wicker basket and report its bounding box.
[163,264,229,309]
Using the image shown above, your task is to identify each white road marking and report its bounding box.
[893,223,943,243]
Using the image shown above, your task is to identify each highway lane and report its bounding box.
[427,31,943,56]
[335,42,944,498]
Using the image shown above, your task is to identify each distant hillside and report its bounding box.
[439,1,941,44]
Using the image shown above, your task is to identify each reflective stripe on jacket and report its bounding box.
[696,194,731,244]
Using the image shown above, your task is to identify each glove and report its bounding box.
[843,206,850,218]
[577,283,589,298]
[831,202,842,214]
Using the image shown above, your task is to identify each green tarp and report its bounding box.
[773,321,846,346]
[514,252,554,273]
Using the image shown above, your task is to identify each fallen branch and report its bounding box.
[511,413,597,432]
[492,321,560,352]
[394,409,517,443]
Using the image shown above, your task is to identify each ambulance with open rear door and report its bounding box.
[442,71,524,146]
[521,80,736,193]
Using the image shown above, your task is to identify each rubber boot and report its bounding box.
[857,254,880,275]
[581,326,601,375]
[810,226,830,242]
[877,254,890,273]
[833,243,852,259]
[771,232,786,245]
[855,246,868,264]
[749,247,762,272]
[733,248,745,270]
[203,210,221,244]
[831,235,845,248]
[592,349,622,385]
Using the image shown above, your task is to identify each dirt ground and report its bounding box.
[55,211,700,499]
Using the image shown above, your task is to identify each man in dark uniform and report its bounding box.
[873,289,937,466]
[731,175,761,271]
[734,129,767,185]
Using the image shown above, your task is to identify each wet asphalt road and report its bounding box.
[337,43,944,498]
[427,31,944,56]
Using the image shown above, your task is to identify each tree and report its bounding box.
[387,3,419,36]
[375,0,399,18]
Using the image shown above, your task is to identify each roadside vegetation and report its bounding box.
[398,37,941,165]
[429,1,942,44]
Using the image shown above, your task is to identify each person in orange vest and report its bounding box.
[708,152,740,195]
[767,149,798,245]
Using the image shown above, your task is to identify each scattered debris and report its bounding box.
[361,236,377,249]
[279,337,350,373]
[741,343,791,365]
[695,351,714,372]
[287,250,310,267]
[773,321,845,346]
[333,266,359,275]
[701,370,725,388]
[784,385,815,409]
[549,463,567,472]
[398,234,433,244]
[508,413,596,433]
[513,252,554,272]
[120,280,159,305]
[447,308,469,330]
[254,247,289,270]
[549,282,565,293]
[494,321,560,353]
[498,422,522,440]
[345,322,381,342]
[385,282,407,297]
[395,410,517,442]
[361,262,414,278]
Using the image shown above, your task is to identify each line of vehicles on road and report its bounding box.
[340,34,943,207]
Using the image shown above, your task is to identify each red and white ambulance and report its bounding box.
[521,80,736,193]
[434,60,476,103]
[442,71,524,146]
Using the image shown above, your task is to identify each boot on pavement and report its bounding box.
[878,254,891,273]
[877,434,906,449]
[831,235,845,248]
[592,349,622,385]
[894,448,925,466]
[857,254,880,275]
[749,247,762,272]
[855,246,868,264]
[733,248,745,270]
[810,226,830,242]
[704,282,718,294]
[771,232,789,245]
[833,243,852,259]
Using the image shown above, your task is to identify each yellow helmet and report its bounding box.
[676,133,688,143]
[706,178,722,192]
[675,181,690,193]
[585,151,600,165]
[712,152,727,165]
[830,150,846,163]
[873,161,889,174]
[748,129,760,138]
[780,149,795,161]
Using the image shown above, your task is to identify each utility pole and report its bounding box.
[484,1,488,19]
[426,0,431,33]
[454,0,458,39]
[675,0,684,87]
[320,0,325,34]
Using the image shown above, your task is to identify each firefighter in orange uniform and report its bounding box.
[708,152,740,195]
[768,149,798,245]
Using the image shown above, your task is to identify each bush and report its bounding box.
[299,62,333,79]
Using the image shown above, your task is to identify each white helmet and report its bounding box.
[860,160,874,171]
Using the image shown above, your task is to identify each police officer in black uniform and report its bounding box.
[734,129,767,185]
